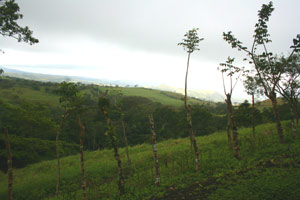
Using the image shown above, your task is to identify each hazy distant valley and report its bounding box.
[2,67,232,103]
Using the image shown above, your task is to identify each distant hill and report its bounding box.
[0,74,208,108]
[2,67,116,85]
[1,67,231,102]
[152,84,225,102]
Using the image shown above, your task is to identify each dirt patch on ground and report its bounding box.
[151,155,300,200]
[152,177,219,200]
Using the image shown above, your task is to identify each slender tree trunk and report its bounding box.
[269,93,284,144]
[186,107,200,170]
[289,103,297,139]
[251,93,256,138]
[184,53,190,110]
[78,117,87,200]
[185,53,193,153]
[148,115,160,186]
[115,104,131,167]
[3,127,13,200]
[120,117,131,166]
[56,113,67,196]
[102,107,125,195]
[226,114,233,150]
[184,53,200,171]
[295,99,299,126]
[225,94,240,160]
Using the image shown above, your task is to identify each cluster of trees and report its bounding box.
[220,1,300,160]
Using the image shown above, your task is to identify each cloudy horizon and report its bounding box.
[1,0,299,100]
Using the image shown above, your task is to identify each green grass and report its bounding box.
[1,121,300,199]
[0,86,59,107]
[256,98,287,111]
[0,77,205,108]
[99,87,204,107]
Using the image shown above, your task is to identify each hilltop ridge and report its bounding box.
[1,67,231,102]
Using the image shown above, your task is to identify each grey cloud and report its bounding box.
[2,0,299,61]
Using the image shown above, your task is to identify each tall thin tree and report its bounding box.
[57,82,87,200]
[178,28,203,171]
[218,57,243,160]
[55,113,68,196]
[98,90,125,195]
[148,114,160,186]
[114,94,131,167]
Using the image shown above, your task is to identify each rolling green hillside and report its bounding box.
[0,76,205,108]
[0,121,299,199]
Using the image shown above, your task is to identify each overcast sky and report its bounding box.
[1,0,299,99]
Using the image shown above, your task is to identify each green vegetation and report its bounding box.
[1,1,300,200]
[0,135,79,172]
[0,76,296,170]
[0,121,299,199]
[0,76,203,107]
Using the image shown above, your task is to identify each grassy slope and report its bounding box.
[0,77,204,108]
[0,86,59,107]
[256,98,287,110]
[100,87,204,107]
[1,121,299,200]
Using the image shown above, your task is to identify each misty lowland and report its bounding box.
[1,1,300,200]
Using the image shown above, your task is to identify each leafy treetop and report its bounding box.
[0,0,38,44]
[56,82,85,115]
[178,28,204,54]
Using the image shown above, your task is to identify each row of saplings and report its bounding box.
[54,83,164,198]
[3,1,300,199]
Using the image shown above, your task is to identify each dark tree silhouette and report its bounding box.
[0,0,38,45]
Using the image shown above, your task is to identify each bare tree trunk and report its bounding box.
[102,107,125,195]
[225,94,240,160]
[78,117,87,200]
[184,53,200,171]
[56,113,67,196]
[294,98,299,126]
[3,127,13,200]
[115,104,131,167]
[289,103,297,139]
[148,115,160,186]
[55,129,61,197]
[226,114,233,150]
[120,118,131,166]
[269,93,284,144]
[186,108,200,170]
[251,93,256,138]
